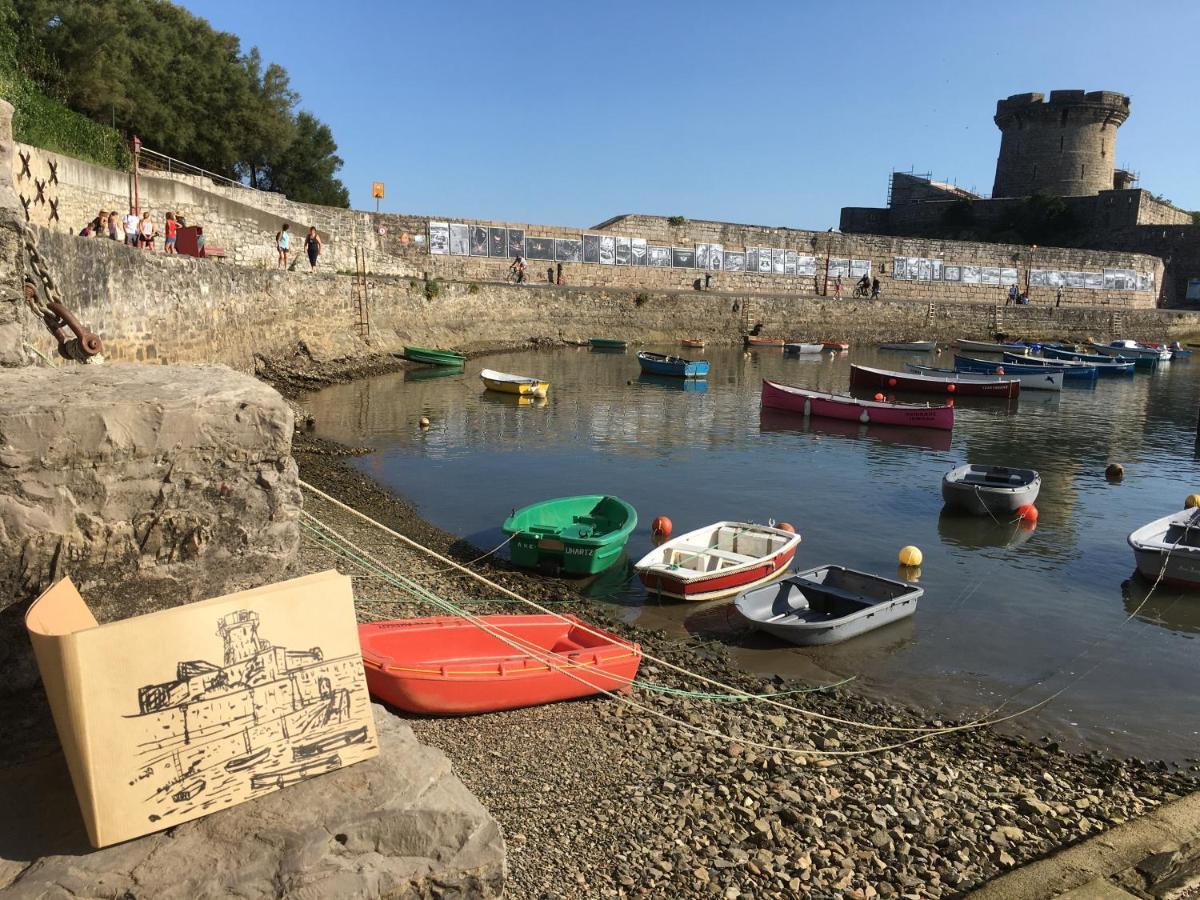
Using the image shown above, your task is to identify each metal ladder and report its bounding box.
[352,247,370,340]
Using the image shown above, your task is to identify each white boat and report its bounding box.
[955,339,1030,355]
[634,521,801,602]
[879,340,936,352]
[1089,340,1172,362]
[784,342,824,354]
[906,364,1063,392]
[1128,508,1200,589]
[942,464,1041,516]
[479,368,550,398]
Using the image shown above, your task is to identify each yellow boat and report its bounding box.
[480,368,550,398]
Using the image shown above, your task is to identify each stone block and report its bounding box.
[0,706,506,898]
[0,363,300,691]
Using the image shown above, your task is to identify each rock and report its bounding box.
[694,866,711,883]
[0,364,300,693]
[0,706,505,897]
[1018,796,1052,817]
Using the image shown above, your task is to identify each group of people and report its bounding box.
[1007,284,1032,305]
[850,273,882,298]
[275,223,323,270]
[79,209,181,253]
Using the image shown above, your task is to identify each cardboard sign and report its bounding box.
[26,570,378,848]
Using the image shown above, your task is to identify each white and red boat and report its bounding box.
[761,379,955,431]
[634,521,801,603]
[850,363,1020,398]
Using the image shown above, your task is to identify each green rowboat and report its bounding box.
[502,495,638,575]
[589,338,628,350]
[404,346,466,366]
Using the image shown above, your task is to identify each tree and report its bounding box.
[264,112,349,207]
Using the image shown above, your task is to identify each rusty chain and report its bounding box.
[20,221,104,363]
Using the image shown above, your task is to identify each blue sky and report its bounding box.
[184,0,1199,228]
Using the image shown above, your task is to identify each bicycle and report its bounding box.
[505,267,527,284]
[852,284,870,299]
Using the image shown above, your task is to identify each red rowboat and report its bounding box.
[634,521,801,602]
[822,340,850,351]
[681,338,706,349]
[761,379,955,431]
[359,615,641,715]
[744,336,785,348]
[849,363,1019,398]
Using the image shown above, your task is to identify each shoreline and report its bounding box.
[285,363,1199,898]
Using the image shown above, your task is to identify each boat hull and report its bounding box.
[1129,510,1200,589]
[850,363,1018,397]
[761,379,954,430]
[503,494,637,576]
[956,339,1029,355]
[404,346,466,367]
[784,343,824,354]
[744,337,785,348]
[359,615,642,714]
[1003,352,1133,376]
[637,352,709,378]
[955,354,1098,381]
[480,369,550,397]
[941,465,1041,515]
[1132,548,1200,589]
[906,364,1062,392]
[589,338,628,350]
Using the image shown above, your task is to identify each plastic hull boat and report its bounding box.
[1129,509,1200,589]
[955,339,1029,355]
[359,615,642,714]
[1091,340,1172,362]
[404,346,466,367]
[850,363,1019,397]
[681,338,705,349]
[761,379,954,430]
[734,565,922,646]
[503,495,637,575]
[637,351,709,378]
[744,336,785,348]
[821,341,850,351]
[634,521,801,602]
[955,354,1098,381]
[784,343,824,354]
[1003,352,1134,376]
[879,341,936,352]
[589,338,628,350]
[906,364,1062,392]
[480,368,549,397]
[942,464,1041,516]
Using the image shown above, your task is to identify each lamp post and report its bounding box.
[1026,243,1037,297]
[130,135,142,215]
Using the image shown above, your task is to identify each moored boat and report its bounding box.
[954,354,1098,381]
[1002,351,1134,376]
[589,337,628,350]
[850,363,1019,397]
[941,464,1041,516]
[734,566,922,646]
[634,521,801,603]
[1128,508,1200,589]
[1042,345,1134,365]
[744,335,786,348]
[637,351,709,378]
[360,615,641,714]
[784,342,824,354]
[404,346,466,367]
[879,340,936,352]
[761,379,954,430]
[502,495,637,575]
[955,338,1030,355]
[681,338,706,349]
[1089,340,1171,363]
[822,340,850,351]
[906,363,1062,392]
[480,368,550,397]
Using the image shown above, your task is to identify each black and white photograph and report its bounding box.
[1065,271,1086,288]
[631,238,648,266]
[507,228,525,258]
[695,243,711,269]
[556,238,583,262]
[469,224,489,256]
[1104,268,1136,290]
[583,234,600,264]
[526,236,554,260]
[783,250,796,274]
[960,265,981,284]
[1137,272,1153,292]
[917,258,932,282]
[648,246,671,268]
[1029,269,1046,287]
[981,267,1001,285]
[892,257,908,279]
[707,243,723,270]
[746,249,760,272]
[448,223,469,256]
[672,248,696,268]
[830,258,850,278]
[489,227,507,257]
[771,248,785,274]
[428,221,449,255]
[758,249,773,273]
[943,264,961,282]
[615,236,632,265]
[724,251,745,272]
[931,259,943,281]
[1084,272,1103,289]
[906,258,922,280]
[797,255,817,277]
[850,259,870,278]
[1000,267,1018,286]
[1044,270,1065,288]
[599,235,615,265]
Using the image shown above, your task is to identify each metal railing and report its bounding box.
[137,147,278,196]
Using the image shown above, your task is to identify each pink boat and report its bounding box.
[760,379,955,431]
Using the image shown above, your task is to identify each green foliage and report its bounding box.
[5,0,349,207]
[467,282,480,295]
[667,216,687,226]
[423,279,440,301]
[1190,211,1200,226]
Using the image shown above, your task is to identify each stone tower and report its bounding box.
[991,90,1130,198]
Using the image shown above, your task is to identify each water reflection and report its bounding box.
[1122,577,1200,636]
[636,373,709,392]
[758,407,953,452]
[937,510,1038,550]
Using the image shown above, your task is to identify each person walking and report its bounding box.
[107,210,121,241]
[276,223,290,268]
[833,274,842,299]
[871,276,881,298]
[163,212,179,254]
[304,226,322,270]
[123,208,140,246]
[1007,284,1018,306]
[138,211,155,250]
[556,262,564,285]
[1055,287,1063,307]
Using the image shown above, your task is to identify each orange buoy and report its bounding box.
[947,383,956,393]
[777,522,796,533]
[651,516,673,539]
[1016,504,1038,523]
[888,377,897,387]
[874,392,885,401]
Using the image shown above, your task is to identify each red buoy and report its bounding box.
[777,522,796,534]
[874,392,885,401]
[947,383,956,393]
[1016,504,1038,523]
[651,516,673,539]
[888,377,897,387]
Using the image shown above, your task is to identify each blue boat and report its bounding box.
[955,354,1099,382]
[1002,351,1134,376]
[1033,347,1137,375]
[637,351,709,379]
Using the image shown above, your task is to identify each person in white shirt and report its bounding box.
[123,209,140,246]
[138,211,155,250]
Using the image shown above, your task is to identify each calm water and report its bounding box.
[308,345,1200,760]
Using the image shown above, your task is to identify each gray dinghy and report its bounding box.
[942,464,1040,516]
[734,565,922,646]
